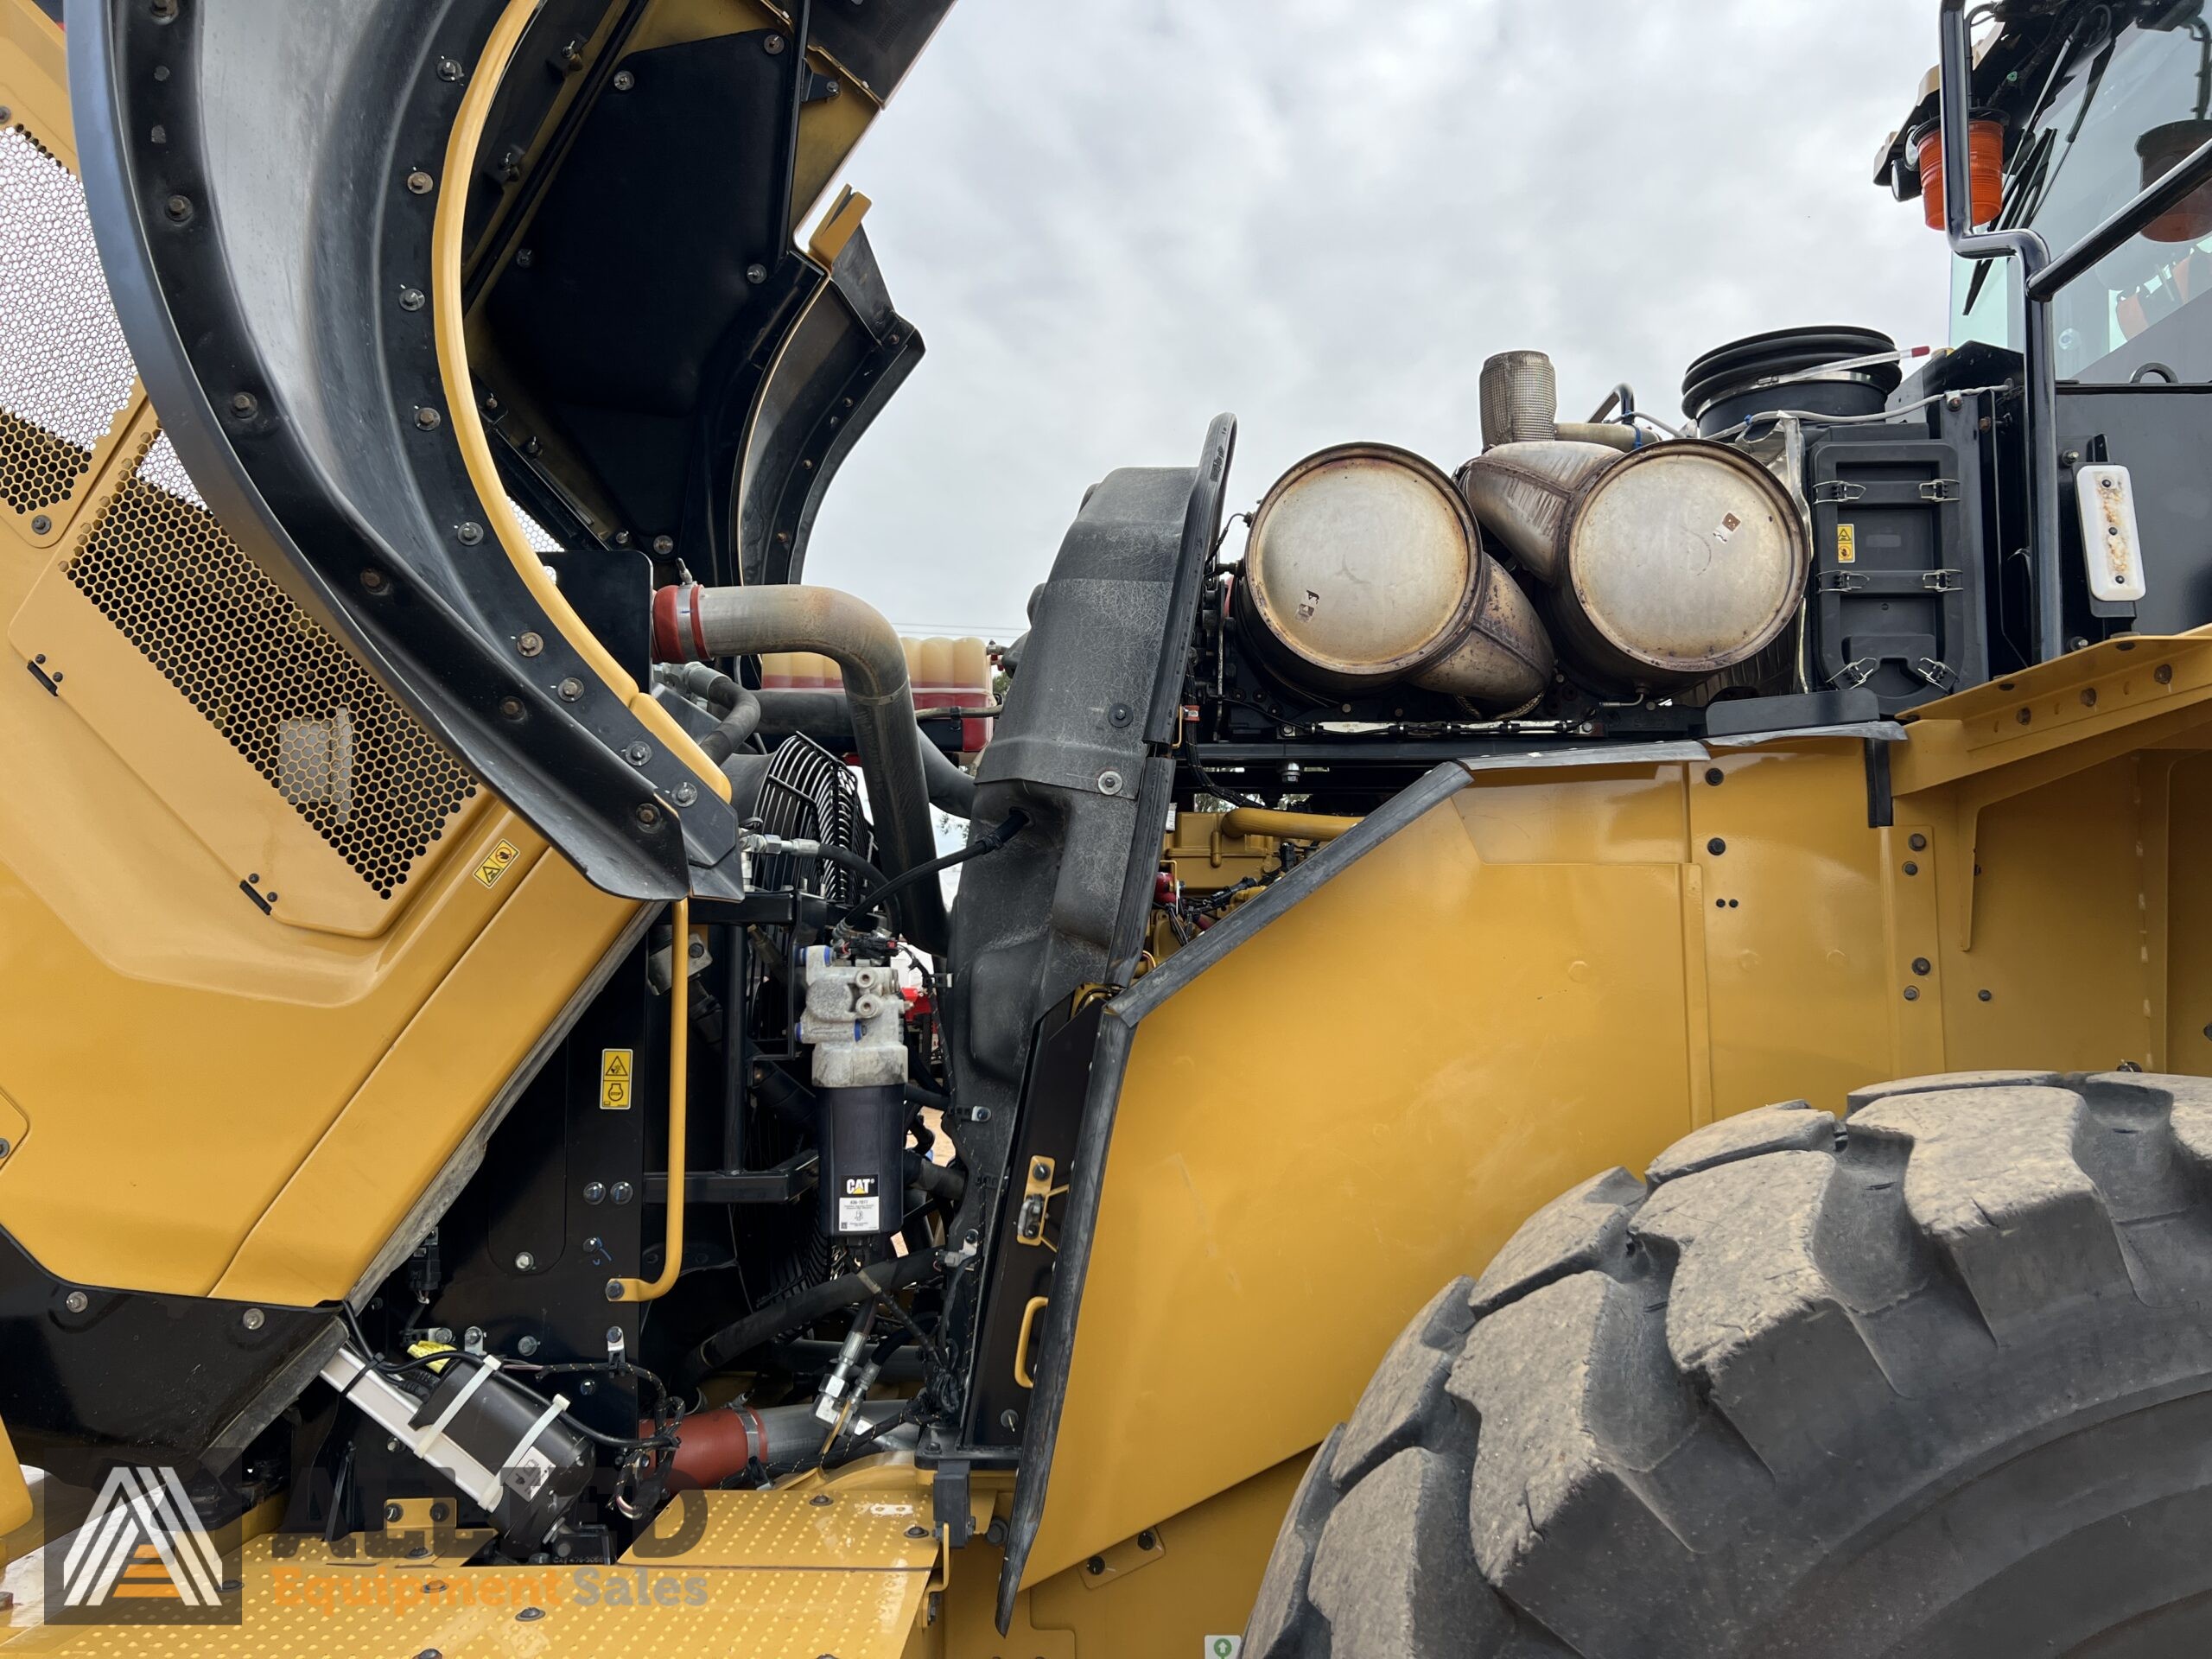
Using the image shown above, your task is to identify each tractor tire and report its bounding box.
[1246,1071,2212,1658]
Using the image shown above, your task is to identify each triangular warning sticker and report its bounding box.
[603,1052,631,1078]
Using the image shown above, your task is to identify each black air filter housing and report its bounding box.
[1684,326,1901,435]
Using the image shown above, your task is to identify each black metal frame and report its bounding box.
[1936,0,2212,664]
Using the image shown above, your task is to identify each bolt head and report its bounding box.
[1000,1408,1020,1432]
[385,1502,404,1523]
[436,57,461,80]
[518,631,545,658]
[652,533,675,555]
[635,803,661,827]
[2158,664,2177,685]
[612,67,636,90]
[498,696,524,721]
[163,193,192,221]
[241,1306,265,1331]
[611,1181,634,1204]
[406,169,435,195]
[906,1524,930,1539]
[583,1180,606,1204]
[0,1140,10,1158]
[360,568,389,593]
[514,247,534,269]
[1032,1160,1050,1179]
[810,1494,833,1507]
[414,405,442,430]
[745,263,768,284]
[63,1290,89,1313]
[673,780,698,806]
[230,391,257,417]
[29,514,50,536]
[398,287,426,312]
[604,1279,625,1301]
[764,34,786,54]
[625,741,652,766]
[1096,769,1123,796]
[557,677,583,701]
[456,521,484,546]
[513,1251,535,1272]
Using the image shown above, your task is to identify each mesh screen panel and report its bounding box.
[64,432,480,899]
[0,123,137,514]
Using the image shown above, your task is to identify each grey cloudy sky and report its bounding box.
[807,1,1956,640]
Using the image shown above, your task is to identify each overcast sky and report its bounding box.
[805,1,1955,641]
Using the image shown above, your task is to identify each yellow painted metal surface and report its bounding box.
[2,1488,934,1658]
[0,46,643,1300]
[1033,760,1720,1584]
[920,1454,1304,1659]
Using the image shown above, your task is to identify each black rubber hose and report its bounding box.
[837,810,1027,933]
[751,688,976,820]
[698,686,762,764]
[905,1149,965,1204]
[683,1249,944,1382]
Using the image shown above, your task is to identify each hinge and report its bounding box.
[1919,478,1962,502]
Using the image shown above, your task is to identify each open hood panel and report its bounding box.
[67,0,943,899]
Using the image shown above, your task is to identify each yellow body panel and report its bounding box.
[0,49,644,1300]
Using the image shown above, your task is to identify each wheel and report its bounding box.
[1245,1071,2212,1658]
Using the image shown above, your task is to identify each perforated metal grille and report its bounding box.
[65,431,480,898]
[510,499,562,553]
[0,123,138,514]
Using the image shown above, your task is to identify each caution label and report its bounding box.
[1836,523,1857,565]
[600,1048,634,1110]
[474,839,522,889]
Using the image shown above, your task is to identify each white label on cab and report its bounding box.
[2076,465,2147,603]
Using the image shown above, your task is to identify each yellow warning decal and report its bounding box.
[1836,523,1857,565]
[601,1048,634,1110]
[474,839,522,889]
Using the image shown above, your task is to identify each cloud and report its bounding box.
[805,1,1952,639]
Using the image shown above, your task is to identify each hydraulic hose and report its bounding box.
[751,688,976,819]
[683,1249,944,1383]
[654,583,950,951]
[662,662,762,762]
[836,810,1027,934]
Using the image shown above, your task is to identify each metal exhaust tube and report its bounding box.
[655,583,950,954]
[1478,350,1560,448]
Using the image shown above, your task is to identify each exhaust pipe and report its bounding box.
[654,583,949,954]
